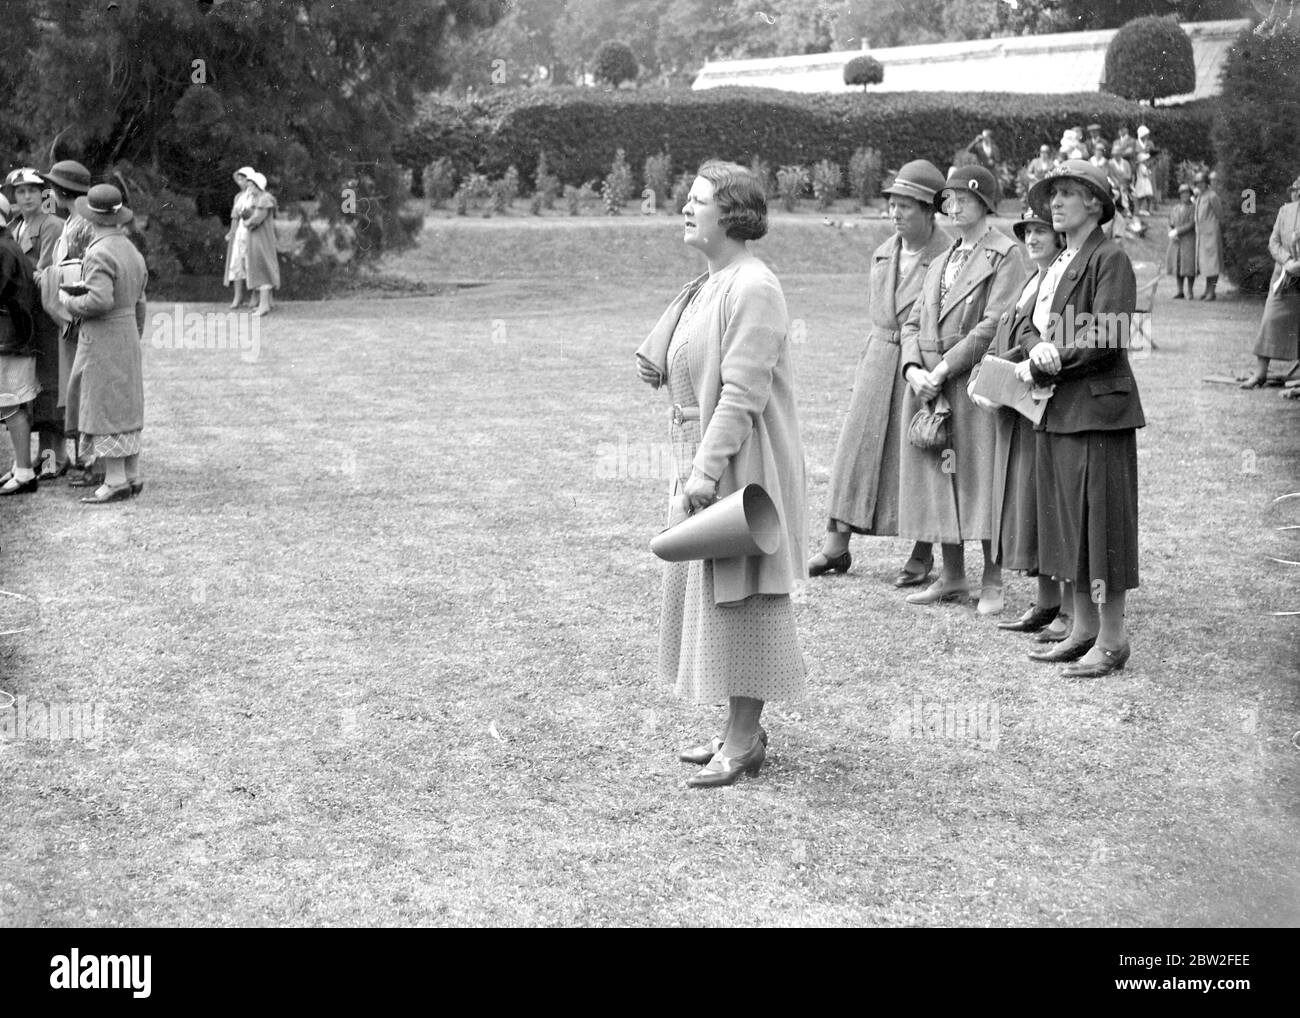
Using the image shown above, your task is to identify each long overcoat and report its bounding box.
[62,232,147,437]
[1194,189,1222,278]
[1166,201,1197,276]
[898,228,1029,544]
[637,255,806,605]
[826,225,951,534]
[1253,200,1300,361]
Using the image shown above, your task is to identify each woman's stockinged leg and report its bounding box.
[721,696,764,758]
[940,542,965,583]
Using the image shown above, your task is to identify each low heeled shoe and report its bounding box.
[997,604,1061,632]
[679,727,767,766]
[893,560,933,588]
[1027,636,1096,663]
[905,579,968,605]
[1062,643,1131,678]
[808,550,851,577]
[685,738,766,789]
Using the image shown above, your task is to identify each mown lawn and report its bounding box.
[0,211,1296,926]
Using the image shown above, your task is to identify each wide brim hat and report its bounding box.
[233,165,257,185]
[881,159,947,204]
[940,165,1000,215]
[1028,159,1115,226]
[74,183,133,227]
[40,160,92,194]
[1290,175,1300,192]
[247,171,268,191]
[1136,125,1151,137]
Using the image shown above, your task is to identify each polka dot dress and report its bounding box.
[657,293,806,705]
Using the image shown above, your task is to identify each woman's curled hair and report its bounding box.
[697,160,767,241]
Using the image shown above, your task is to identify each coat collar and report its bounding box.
[939,227,1008,320]
[1050,225,1107,318]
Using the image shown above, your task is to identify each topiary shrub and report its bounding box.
[1212,26,1300,293]
[1102,16,1195,104]
[643,151,672,209]
[843,55,884,90]
[776,165,809,213]
[602,148,634,213]
[811,159,842,209]
[593,41,638,88]
[847,146,883,206]
[533,151,560,208]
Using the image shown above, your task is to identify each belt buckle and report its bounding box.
[672,403,685,425]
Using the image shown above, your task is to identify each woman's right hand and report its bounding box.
[636,358,661,387]
[906,366,941,402]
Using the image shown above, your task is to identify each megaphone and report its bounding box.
[650,483,782,561]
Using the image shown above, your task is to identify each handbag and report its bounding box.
[908,393,952,451]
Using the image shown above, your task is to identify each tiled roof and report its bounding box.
[693,19,1249,104]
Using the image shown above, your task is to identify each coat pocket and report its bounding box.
[1088,376,1133,397]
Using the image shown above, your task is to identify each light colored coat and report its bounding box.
[224,188,280,290]
[637,255,806,605]
[898,227,1029,544]
[62,232,147,436]
[826,225,951,534]
[1194,189,1222,277]
[1253,200,1300,361]
[35,212,97,408]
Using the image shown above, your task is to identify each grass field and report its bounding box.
[1,208,1297,927]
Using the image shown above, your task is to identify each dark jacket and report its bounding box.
[0,235,39,358]
[1019,226,1145,434]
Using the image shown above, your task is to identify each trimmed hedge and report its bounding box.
[1212,27,1300,294]
[400,87,1217,200]
[1103,16,1196,103]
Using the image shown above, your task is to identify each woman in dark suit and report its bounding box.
[1017,161,1145,676]
[809,160,948,585]
[636,161,806,788]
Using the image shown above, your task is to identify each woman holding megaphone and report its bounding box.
[636,161,807,789]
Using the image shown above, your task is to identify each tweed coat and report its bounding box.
[897,227,1029,544]
[10,211,62,271]
[637,255,806,605]
[1194,189,1222,278]
[1166,200,1197,276]
[826,225,951,534]
[61,232,147,437]
[1253,200,1300,361]
[970,271,1043,571]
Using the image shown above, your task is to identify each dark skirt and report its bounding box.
[30,307,62,432]
[1252,281,1300,361]
[1036,429,1139,595]
[993,408,1038,572]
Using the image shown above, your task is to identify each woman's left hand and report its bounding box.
[683,471,718,513]
[1028,341,1062,375]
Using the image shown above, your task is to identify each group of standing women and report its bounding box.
[223,166,280,316]
[0,160,147,503]
[640,156,1145,788]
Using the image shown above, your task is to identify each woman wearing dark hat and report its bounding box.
[898,165,1029,615]
[34,160,98,487]
[809,159,949,585]
[1016,160,1144,677]
[58,184,147,504]
[636,161,805,789]
[223,167,280,317]
[0,195,44,496]
[5,167,65,481]
[1241,173,1300,388]
[1166,183,1197,299]
[969,203,1072,640]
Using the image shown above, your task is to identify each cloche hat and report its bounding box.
[74,183,134,227]
[1028,159,1115,226]
[881,160,947,204]
[40,160,92,194]
[939,165,1000,215]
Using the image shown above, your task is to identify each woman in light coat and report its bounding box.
[809,160,949,586]
[59,184,147,504]
[1241,173,1300,388]
[636,161,806,789]
[224,167,280,316]
[898,166,1028,615]
[1193,171,1222,301]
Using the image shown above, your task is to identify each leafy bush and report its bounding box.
[643,151,672,209]
[748,157,774,198]
[499,165,521,203]
[847,146,883,206]
[1212,27,1300,293]
[533,151,560,208]
[811,159,842,209]
[454,173,492,216]
[602,148,635,212]
[421,157,456,207]
[844,55,884,89]
[776,165,809,213]
[1102,16,1195,104]
[594,41,638,87]
[565,181,599,216]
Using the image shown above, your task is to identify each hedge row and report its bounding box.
[398,86,1218,198]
